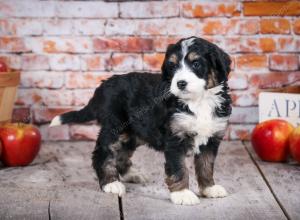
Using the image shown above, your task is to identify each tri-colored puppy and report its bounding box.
[50,36,232,205]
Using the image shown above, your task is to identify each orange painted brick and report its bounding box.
[111,53,143,71]
[259,38,276,52]
[80,54,111,71]
[182,2,240,18]
[65,72,112,89]
[260,19,290,34]
[294,19,300,34]
[153,37,181,52]
[250,72,300,89]
[143,53,165,71]
[270,54,299,71]
[236,19,259,35]
[278,37,297,52]
[236,54,268,71]
[202,19,231,35]
[244,1,300,16]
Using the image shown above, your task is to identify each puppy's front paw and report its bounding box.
[102,181,126,197]
[202,185,228,198]
[121,168,148,184]
[170,189,200,205]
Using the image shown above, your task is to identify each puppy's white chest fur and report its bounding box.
[171,86,229,154]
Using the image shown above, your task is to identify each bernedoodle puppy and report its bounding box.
[50,36,232,205]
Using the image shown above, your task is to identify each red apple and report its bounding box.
[289,126,300,163]
[0,60,8,72]
[251,119,294,162]
[0,123,41,166]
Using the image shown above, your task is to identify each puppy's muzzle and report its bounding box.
[177,80,187,90]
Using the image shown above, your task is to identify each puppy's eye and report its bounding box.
[168,62,178,69]
[192,61,201,69]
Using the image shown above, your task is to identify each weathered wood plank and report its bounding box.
[0,141,120,220]
[245,142,300,220]
[122,141,286,220]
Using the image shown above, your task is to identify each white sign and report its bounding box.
[259,92,300,127]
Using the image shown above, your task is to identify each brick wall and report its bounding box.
[0,0,299,141]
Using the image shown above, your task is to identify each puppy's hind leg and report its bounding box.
[92,128,126,197]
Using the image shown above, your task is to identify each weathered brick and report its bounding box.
[93,37,153,53]
[236,54,268,71]
[43,19,73,35]
[143,53,165,71]
[0,54,21,69]
[0,37,28,52]
[261,19,290,34]
[15,89,43,106]
[69,124,100,141]
[42,89,73,106]
[56,1,118,18]
[65,72,111,89]
[111,53,143,71]
[20,71,64,89]
[120,1,179,18]
[270,54,299,71]
[166,18,198,36]
[182,2,240,18]
[153,37,181,52]
[41,124,70,141]
[293,19,300,34]
[243,1,300,16]
[228,73,248,90]
[235,18,259,35]
[72,89,95,106]
[259,38,276,52]
[0,19,43,36]
[231,90,258,107]
[21,54,49,70]
[73,19,105,35]
[278,37,300,52]
[49,54,80,71]
[230,107,258,123]
[33,107,76,124]
[229,124,255,141]
[80,54,111,71]
[12,108,31,123]
[250,72,300,89]
[202,19,233,35]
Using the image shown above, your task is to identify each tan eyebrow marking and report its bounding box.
[168,54,178,64]
[188,52,200,62]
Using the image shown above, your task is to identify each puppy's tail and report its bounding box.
[49,105,95,127]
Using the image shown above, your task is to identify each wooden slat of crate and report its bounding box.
[245,142,300,220]
[122,141,286,220]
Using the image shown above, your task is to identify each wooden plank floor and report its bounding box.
[0,141,299,220]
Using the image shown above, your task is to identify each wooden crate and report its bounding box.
[0,72,20,123]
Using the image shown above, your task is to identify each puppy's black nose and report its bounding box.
[177,80,187,90]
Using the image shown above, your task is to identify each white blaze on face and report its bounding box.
[170,38,206,101]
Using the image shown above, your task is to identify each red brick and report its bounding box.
[80,54,111,71]
[236,54,268,71]
[43,19,73,35]
[33,107,76,124]
[74,19,105,35]
[65,72,112,89]
[0,37,28,52]
[153,37,181,52]
[228,73,248,90]
[202,19,231,35]
[235,19,259,35]
[231,90,258,107]
[20,71,64,89]
[260,19,290,34]
[48,54,80,71]
[93,37,153,53]
[12,108,31,123]
[250,72,300,89]
[270,54,299,71]
[21,54,49,70]
[243,1,300,16]
[72,89,95,106]
[259,38,276,52]
[56,1,118,18]
[143,53,165,71]
[182,2,240,18]
[69,124,100,141]
[293,19,300,34]
[229,124,255,141]
[120,1,179,18]
[41,124,70,141]
[278,37,299,52]
[230,107,258,123]
[111,54,143,72]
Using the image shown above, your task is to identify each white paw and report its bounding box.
[49,116,62,127]
[202,185,228,198]
[102,181,126,197]
[121,168,148,184]
[170,189,200,205]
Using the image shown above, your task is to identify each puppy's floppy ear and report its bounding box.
[161,44,175,81]
[208,45,231,82]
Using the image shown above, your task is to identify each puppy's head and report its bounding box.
[161,37,231,101]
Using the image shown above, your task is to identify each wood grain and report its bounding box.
[122,141,286,220]
[245,142,300,220]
